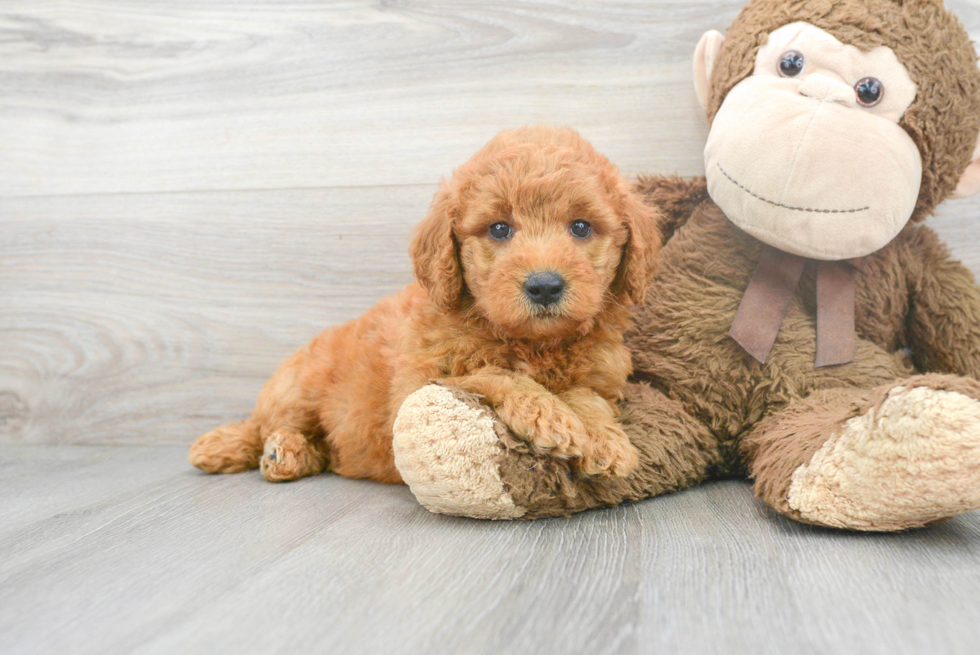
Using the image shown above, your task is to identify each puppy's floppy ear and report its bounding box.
[612,188,662,305]
[409,180,465,310]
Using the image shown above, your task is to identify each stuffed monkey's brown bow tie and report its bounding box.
[729,246,863,367]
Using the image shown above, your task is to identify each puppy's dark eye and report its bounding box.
[489,222,512,241]
[779,51,805,78]
[855,77,884,107]
[570,220,592,239]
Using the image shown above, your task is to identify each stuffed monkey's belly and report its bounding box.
[628,240,763,441]
[627,207,911,445]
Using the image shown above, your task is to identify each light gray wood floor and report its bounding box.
[4,2,980,653]
[3,445,980,655]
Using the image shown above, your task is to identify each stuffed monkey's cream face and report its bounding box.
[703,23,921,260]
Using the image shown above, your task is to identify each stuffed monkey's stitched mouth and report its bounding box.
[718,163,870,214]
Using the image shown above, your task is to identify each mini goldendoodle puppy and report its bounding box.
[189,125,661,483]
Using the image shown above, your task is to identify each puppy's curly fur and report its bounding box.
[189,126,661,482]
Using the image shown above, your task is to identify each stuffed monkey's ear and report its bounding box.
[952,133,980,198]
[614,190,663,305]
[409,182,464,310]
[694,30,725,112]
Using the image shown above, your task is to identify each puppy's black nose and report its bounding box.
[524,271,565,306]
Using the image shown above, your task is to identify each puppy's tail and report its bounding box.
[189,420,262,474]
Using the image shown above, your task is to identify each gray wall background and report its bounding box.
[3,0,979,445]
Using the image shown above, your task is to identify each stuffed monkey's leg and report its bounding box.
[743,375,980,531]
[392,382,721,519]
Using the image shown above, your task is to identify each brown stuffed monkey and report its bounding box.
[391,0,980,530]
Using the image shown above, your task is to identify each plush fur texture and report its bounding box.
[393,384,526,519]
[786,382,980,530]
[190,126,661,483]
[392,0,980,530]
[396,181,980,526]
[394,381,722,519]
[706,0,980,223]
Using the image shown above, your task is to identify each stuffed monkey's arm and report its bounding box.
[904,225,980,378]
[392,381,723,519]
[633,174,708,243]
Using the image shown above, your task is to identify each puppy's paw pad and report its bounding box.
[259,433,308,482]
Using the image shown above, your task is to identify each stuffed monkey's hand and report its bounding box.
[903,227,980,379]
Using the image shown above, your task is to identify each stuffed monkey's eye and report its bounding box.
[569,220,593,238]
[489,222,513,240]
[778,51,805,77]
[855,77,884,107]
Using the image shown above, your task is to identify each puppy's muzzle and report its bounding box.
[524,271,565,307]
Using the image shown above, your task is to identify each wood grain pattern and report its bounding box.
[0,0,728,197]
[2,0,980,446]
[1,187,430,443]
[4,5,980,654]
[1,445,979,655]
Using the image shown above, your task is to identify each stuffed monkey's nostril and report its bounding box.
[797,73,856,107]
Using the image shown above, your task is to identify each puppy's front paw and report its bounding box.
[497,394,588,459]
[577,423,640,478]
[538,408,590,460]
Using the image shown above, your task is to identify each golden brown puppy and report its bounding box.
[189,125,661,483]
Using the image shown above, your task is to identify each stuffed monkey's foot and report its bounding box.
[392,383,719,520]
[189,421,262,474]
[789,382,980,530]
[751,376,980,531]
[259,431,328,482]
[392,385,527,519]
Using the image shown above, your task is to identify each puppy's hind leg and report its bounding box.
[251,347,332,483]
[189,419,327,482]
[191,345,330,482]
[259,430,329,482]
[189,420,263,474]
